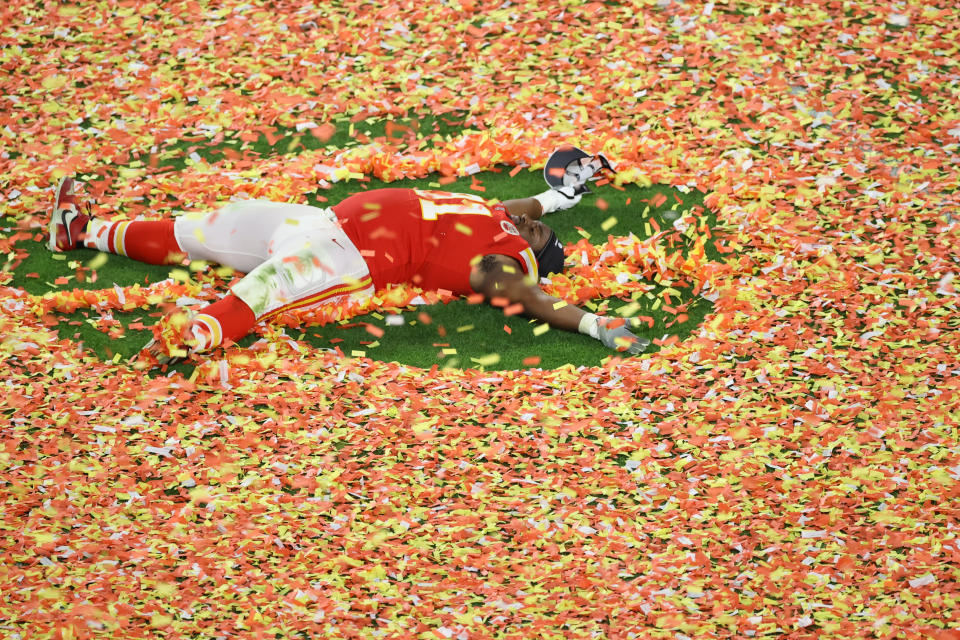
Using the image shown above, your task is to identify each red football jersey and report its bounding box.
[333,188,539,294]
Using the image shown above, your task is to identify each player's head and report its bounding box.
[534,227,565,276]
[514,215,565,276]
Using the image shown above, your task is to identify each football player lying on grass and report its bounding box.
[48,177,649,362]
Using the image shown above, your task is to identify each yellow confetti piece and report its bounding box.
[456,324,474,332]
[533,323,550,336]
[411,420,434,436]
[471,353,501,366]
[454,222,473,235]
[553,300,568,310]
[351,350,366,357]
[617,302,641,316]
[150,613,173,628]
[286,135,302,153]
[442,348,457,355]
[41,75,68,91]
[601,216,618,231]
[86,253,108,270]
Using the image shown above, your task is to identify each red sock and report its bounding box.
[192,294,258,349]
[86,219,184,265]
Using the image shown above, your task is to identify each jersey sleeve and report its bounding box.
[485,211,539,281]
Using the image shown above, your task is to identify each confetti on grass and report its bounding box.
[2,0,960,638]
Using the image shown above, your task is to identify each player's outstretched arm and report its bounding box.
[502,186,581,221]
[469,255,648,354]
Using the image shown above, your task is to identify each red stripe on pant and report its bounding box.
[260,276,372,322]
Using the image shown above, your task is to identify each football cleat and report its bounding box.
[48,176,90,251]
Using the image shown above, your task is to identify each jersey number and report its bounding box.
[416,190,492,220]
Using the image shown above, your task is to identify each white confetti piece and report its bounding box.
[908,573,935,589]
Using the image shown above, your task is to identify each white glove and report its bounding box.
[533,186,582,215]
[579,314,650,355]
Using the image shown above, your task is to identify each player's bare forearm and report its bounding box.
[478,270,650,354]
[505,187,583,219]
[502,198,545,220]
[471,255,584,332]
[508,283,585,332]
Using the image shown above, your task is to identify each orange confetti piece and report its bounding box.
[310,122,337,142]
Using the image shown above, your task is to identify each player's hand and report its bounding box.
[553,186,582,210]
[135,338,183,368]
[533,186,582,215]
[596,317,650,355]
[131,308,211,369]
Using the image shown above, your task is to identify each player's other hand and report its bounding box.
[596,317,650,355]
[533,186,582,215]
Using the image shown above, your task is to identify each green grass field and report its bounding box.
[6,139,721,370]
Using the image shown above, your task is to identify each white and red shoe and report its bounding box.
[48,176,90,251]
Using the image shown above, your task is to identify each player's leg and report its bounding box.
[50,176,187,264]
[173,200,327,273]
[50,177,326,271]
[231,214,375,323]
[180,212,374,352]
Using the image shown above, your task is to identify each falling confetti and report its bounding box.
[1,0,959,638]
